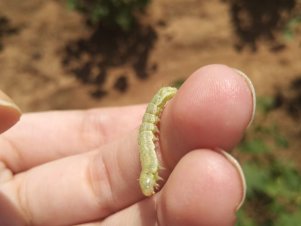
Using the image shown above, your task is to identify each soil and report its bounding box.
[0,0,301,162]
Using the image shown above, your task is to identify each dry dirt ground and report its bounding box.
[0,0,301,162]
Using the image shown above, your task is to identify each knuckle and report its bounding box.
[85,152,115,214]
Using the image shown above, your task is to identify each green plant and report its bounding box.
[235,95,300,226]
[256,96,277,114]
[237,158,301,226]
[67,0,150,30]
[283,13,301,40]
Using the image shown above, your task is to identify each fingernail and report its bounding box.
[233,68,256,128]
[0,91,22,114]
[219,150,246,211]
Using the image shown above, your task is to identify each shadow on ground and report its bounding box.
[62,23,157,98]
[0,15,19,51]
[226,0,296,51]
[274,75,301,120]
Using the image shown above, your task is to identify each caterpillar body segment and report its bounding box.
[138,87,177,196]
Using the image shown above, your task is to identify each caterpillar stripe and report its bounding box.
[138,87,177,196]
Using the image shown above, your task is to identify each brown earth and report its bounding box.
[0,0,301,163]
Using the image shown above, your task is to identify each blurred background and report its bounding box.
[0,0,300,225]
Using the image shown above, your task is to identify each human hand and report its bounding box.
[0,64,255,226]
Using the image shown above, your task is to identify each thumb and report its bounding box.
[0,90,21,133]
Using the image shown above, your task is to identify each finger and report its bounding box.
[76,150,243,226]
[0,90,21,133]
[160,64,255,169]
[74,198,156,226]
[2,149,243,226]
[0,65,254,225]
[1,132,142,226]
[0,105,145,173]
[157,150,243,226]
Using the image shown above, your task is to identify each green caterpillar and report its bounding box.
[138,87,177,196]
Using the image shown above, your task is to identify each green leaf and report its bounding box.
[268,123,289,148]
[274,133,289,148]
[256,96,275,114]
[236,210,256,226]
[272,161,301,192]
[91,4,109,23]
[66,0,150,30]
[238,139,270,154]
[66,0,78,9]
[115,11,132,31]
[275,211,301,226]
[283,14,301,41]
[242,163,270,197]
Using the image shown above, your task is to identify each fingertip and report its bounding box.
[0,92,22,133]
[160,64,254,168]
[218,150,246,210]
[157,150,241,226]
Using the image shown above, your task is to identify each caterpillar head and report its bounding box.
[139,172,157,196]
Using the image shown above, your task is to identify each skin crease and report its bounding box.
[0,64,254,226]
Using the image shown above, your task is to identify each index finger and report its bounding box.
[0,105,145,173]
[0,90,21,133]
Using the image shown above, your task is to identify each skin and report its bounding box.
[0,64,254,226]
